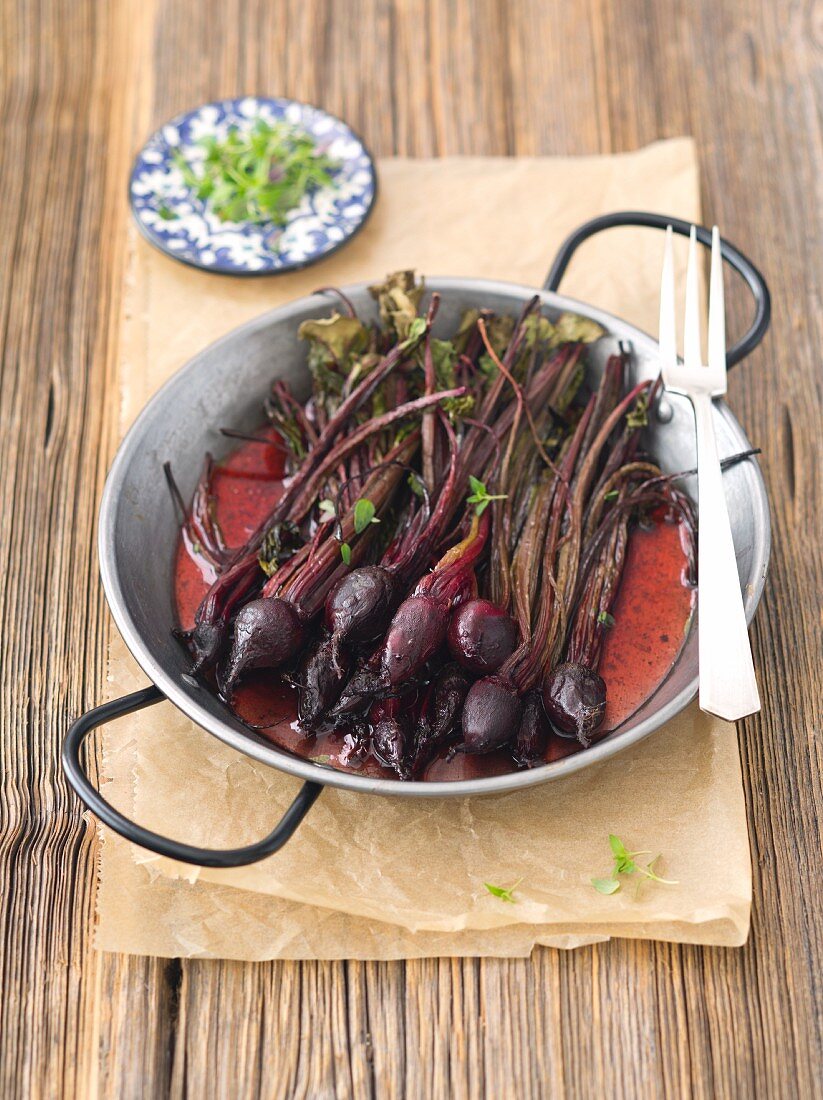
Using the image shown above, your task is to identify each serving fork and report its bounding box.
[659,224,761,721]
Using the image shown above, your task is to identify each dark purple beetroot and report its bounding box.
[221,597,307,693]
[447,599,518,675]
[324,565,399,652]
[542,661,607,747]
[460,676,523,754]
[328,664,389,720]
[379,594,449,687]
[511,692,550,768]
[370,699,411,778]
[297,635,352,729]
[410,664,470,776]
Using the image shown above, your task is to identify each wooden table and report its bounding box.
[2,1,820,1095]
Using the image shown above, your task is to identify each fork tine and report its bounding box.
[683,225,702,370]
[659,225,677,374]
[708,225,726,376]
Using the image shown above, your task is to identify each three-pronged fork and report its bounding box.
[659,224,761,721]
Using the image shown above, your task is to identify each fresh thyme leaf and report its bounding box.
[353,497,379,534]
[597,611,615,627]
[604,489,619,502]
[340,542,352,565]
[173,119,339,229]
[483,878,523,903]
[609,834,628,858]
[466,476,507,516]
[593,835,678,896]
[592,877,620,895]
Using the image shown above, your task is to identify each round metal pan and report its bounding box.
[63,212,771,866]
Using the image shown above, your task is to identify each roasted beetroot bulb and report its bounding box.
[409,663,470,776]
[296,635,353,730]
[459,675,523,755]
[324,413,461,665]
[324,565,400,657]
[379,595,450,687]
[376,511,490,687]
[370,697,411,779]
[511,692,550,768]
[447,598,518,675]
[219,597,308,696]
[542,662,606,747]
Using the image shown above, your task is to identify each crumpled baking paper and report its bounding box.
[97,140,752,957]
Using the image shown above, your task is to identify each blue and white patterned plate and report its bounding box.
[129,96,377,275]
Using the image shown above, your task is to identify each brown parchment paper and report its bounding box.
[98,140,753,957]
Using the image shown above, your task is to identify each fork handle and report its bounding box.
[692,392,761,720]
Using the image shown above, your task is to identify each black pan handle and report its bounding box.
[62,685,323,867]
[544,211,771,368]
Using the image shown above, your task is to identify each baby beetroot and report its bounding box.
[370,698,411,778]
[379,595,449,687]
[511,692,550,768]
[542,661,606,747]
[221,597,307,694]
[460,676,523,754]
[409,664,470,776]
[324,565,399,654]
[447,598,518,675]
[297,635,352,729]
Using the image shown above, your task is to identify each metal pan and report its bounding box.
[63,212,771,867]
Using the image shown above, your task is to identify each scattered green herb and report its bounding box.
[318,499,336,523]
[340,542,352,565]
[173,118,339,227]
[592,877,621,895]
[591,834,678,896]
[408,471,427,498]
[603,488,619,502]
[597,611,615,627]
[353,497,379,535]
[466,475,507,516]
[157,203,175,221]
[483,879,523,903]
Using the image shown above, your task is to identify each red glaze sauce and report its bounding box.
[174,435,695,780]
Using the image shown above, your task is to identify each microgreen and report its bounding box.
[466,475,507,516]
[591,877,621,895]
[340,542,352,565]
[591,834,678,896]
[483,879,523,903]
[173,118,339,228]
[353,497,380,535]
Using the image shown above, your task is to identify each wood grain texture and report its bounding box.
[1,0,820,1096]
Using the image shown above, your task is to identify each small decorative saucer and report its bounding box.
[129,96,377,275]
